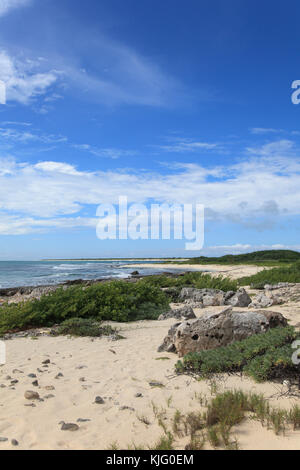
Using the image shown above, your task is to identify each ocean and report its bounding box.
[0,260,183,289]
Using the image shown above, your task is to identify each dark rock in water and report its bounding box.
[131,271,139,276]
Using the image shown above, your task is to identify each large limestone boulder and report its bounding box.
[178,287,251,308]
[158,307,287,357]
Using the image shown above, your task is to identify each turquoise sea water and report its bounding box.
[0,260,181,288]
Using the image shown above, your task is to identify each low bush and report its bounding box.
[239,261,300,286]
[175,326,300,382]
[143,271,237,292]
[0,279,170,336]
[54,317,117,337]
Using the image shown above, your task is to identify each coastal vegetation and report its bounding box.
[175,326,300,383]
[111,389,300,450]
[0,272,237,336]
[141,271,237,291]
[0,280,170,336]
[180,249,300,266]
[238,260,300,286]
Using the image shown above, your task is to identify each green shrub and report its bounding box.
[0,279,170,336]
[143,272,237,292]
[239,261,300,286]
[54,317,116,337]
[184,250,300,266]
[176,326,300,382]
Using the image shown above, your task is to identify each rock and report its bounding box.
[159,308,287,357]
[135,393,143,398]
[28,374,37,378]
[44,385,55,391]
[32,380,39,387]
[60,422,79,432]
[248,292,283,309]
[131,271,139,276]
[94,396,105,404]
[24,390,40,400]
[55,373,63,379]
[149,381,164,388]
[42,359,50,365]
[119,406,135,411]
[225,288,251,307]
[158,305,196,321]
[0,437,8,442]
[11,439,19,446]
[157,322,181,353]
[77,418,91,423]
[10,380,18,385]
[44,394,55,399]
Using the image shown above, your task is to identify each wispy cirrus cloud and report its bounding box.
[157,138,220,153]
[0,0,31,18]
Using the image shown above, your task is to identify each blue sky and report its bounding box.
[0,0,300,259]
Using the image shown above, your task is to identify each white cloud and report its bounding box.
[0,50,60,105]
[0,143,300,234]
[158,138,219,153]
[0,0,31,17]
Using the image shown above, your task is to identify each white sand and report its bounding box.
[1,298,300,450]
[123,263,269,280]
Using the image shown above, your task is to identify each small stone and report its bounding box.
[44,386,55,391]
[94,396,105,405]
[135,393,143,398]
[79,377,85,382]
[24,403,36,407]
[149,381,164,388]
[119,406,135,412]
[42,359,50,365]
[44,394,55,399]
[24,390,40,400]
[60,422,79,432]
[28,374,37,378]
[10,380,18,385]
[0,437,8,442]
[11,439,19,446]
[77,418,91,423]
[55,373,63,379]
[32,380,39,387]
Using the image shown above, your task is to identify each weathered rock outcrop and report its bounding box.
[158,305,196,321]
[248,292,283,309]
[178,287,251,308]
[158,307,287,357]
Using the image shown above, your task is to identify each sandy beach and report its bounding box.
[123,263,269,280]
[1,295,300,450]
